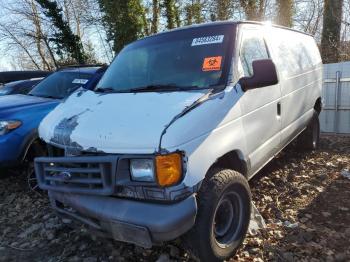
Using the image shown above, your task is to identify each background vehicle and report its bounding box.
[35,22,322,261]
[0,66,106,190]
[0,71,50,86]
[0,79,43,96]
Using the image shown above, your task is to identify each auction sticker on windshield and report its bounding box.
[72,79,89,84]
[192,35,224,46]
[202,56,222,71]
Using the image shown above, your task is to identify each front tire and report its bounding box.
[183,169,251,262]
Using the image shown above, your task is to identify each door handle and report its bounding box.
[277,102,281,116]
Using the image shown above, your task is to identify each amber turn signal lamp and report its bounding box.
[7,121,21,130]
[155,153,182,187]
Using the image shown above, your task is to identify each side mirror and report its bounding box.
[239,59,278,91]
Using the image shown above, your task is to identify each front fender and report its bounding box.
[162,86,248,187]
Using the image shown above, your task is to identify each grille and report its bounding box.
[35,155,118,195]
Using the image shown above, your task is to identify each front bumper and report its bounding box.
[49,191,197,248]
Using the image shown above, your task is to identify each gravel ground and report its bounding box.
[0,135,349,262]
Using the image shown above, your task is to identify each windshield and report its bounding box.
[96,25,234,92]
[29,71,92,99]
[0,80,22,95]
[0,85,12,95]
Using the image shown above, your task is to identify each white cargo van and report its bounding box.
[35,21,322,261]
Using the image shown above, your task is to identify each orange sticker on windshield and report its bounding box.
[202,56,222,71]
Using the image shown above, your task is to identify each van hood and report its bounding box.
[39,89,208,154]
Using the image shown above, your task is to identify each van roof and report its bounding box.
[144,20,313,39]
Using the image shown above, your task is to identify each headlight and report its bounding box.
[0,120,22,135]
[129,153,183,186]
[130,159,155,182]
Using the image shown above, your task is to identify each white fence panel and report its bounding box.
[320,62,350,134]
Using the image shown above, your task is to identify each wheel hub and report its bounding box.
[213,192,242,246]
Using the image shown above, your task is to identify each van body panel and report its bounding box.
[38,89,208,154]
[266,27,322,147]
[235,24,282,174]
[238,72,282,175]
[162,85,247,187]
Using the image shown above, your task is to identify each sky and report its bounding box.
[0,0,112,71]
[0,51,12,71]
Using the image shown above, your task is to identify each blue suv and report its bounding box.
[0,66,105,174]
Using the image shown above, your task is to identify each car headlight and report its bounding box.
[130,159,155,182]
[0,120,22,135]
[129,153,183,187]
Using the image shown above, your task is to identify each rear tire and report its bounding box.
[183,169,251,262]
[297,113,320,151]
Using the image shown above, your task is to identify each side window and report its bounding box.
[240,31,269,77]
[271,29,322,78]
[18,86,32,94]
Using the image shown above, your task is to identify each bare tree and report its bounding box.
[0,0,58,69]
[276,0,294,27]
[239,0,266,21]
[151,0,160,33]
[321,0,344,63]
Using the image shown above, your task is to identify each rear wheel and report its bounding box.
[297,113,320,151]
[183,169,251,262]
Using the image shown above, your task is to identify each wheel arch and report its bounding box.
[314,97,322,115]
[206,149,249,179]
[20,130,47,162]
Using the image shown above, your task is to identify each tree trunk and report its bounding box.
[42,36,58,68]
[174,2,181,27]
[276,0,294,27]
[142,8,150,36]
[30,0,51,70]
[164,0,176,29]
[0,24,41,69]
[321,0,344,63]
[151,0,159,33]
[185,0,203,25]
[216,0,234,21]
[239,0,265,21]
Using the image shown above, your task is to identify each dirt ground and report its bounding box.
[0,135,349,262]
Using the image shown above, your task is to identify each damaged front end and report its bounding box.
[35,149,198,248]
[33,87,210,247]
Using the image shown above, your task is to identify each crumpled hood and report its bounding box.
[39,89,207,153]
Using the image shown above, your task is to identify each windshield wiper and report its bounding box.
[27,92,57,99]
[129,84,200,92]
[43,95,56,99]
[94,87,116,93]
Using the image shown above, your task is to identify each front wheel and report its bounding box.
[183,169,251,262]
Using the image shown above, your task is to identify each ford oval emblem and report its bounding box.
[59,171,72,181]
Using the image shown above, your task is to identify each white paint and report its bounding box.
[39,89,206,154]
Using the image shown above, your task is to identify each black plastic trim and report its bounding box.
[49,191,197,247]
